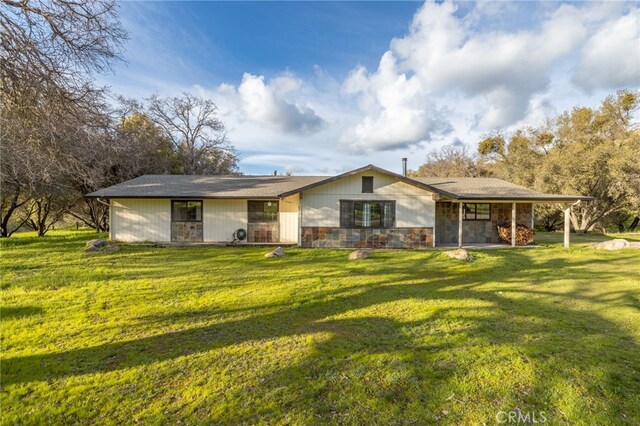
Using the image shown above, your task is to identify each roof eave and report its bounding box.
[84,194,282,200]
[442,196,594,202]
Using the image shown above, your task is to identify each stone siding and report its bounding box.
[435,202,533,244]
[301,227,433,249]
[171,222,203,242]
[248,223,280,243]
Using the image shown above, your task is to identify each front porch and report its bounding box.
[435,200,581,248]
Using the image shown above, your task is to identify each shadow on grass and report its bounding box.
[2,234,640,422]
[1,306,43,319]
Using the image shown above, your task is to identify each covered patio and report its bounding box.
[413,177,593,248]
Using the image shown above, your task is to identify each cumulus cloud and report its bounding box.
[341,0,639,152]
[573,11,640,90]
[341,52,452,152]
[237,73,325,135]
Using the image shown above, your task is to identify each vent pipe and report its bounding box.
[402,158,407,176]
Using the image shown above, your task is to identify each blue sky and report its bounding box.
[102,1,640,175]
[111,2,421,87]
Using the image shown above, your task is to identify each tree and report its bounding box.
[1,0,126,101]
[412,144,481,177]
[1,0,127,236]
[66,110,180,232]
[478,128,550,188]
[538,91,640,232]
[144,93,239,175]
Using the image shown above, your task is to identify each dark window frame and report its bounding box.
[248,200,279,223]
[171,200,203,222]
[463,203,491,221]
[361,176,374,193]
[339,199,396,229]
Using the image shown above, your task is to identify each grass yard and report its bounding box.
[1,231,640,425]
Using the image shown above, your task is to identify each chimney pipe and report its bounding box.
[402,158,407,176]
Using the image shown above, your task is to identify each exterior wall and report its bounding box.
[301,170,435,228]
[110,198,298,244]
[435,202,533,244]
[279,194,299,243]
[203,199,247,242]
[301,227,433,249]
[111,198,171,242]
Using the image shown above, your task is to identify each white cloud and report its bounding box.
[237,73,325,135]
[573,11,640,90]
[106,0,639,175]
[341,0,639,151]
[340,52,452,152]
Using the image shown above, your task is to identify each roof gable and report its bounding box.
[278,164,443,197]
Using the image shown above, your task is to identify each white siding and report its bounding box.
[111,198,171,242]
[301,170,435,228]
[203,199,247,242]
[279,194,299,243]
[110,198,299,243]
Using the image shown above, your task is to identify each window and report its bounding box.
[172,200,202,222]
[463,203,491,220]
[248,200,278,222]
[340,200,395,228]
[362,176,374,193]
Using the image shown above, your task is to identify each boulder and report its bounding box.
[591,239,630,251]
[86,239,107,250]
[444,248,473,261]
[102,245,120,253]
[265,246,285,258]
[348,249,371,260]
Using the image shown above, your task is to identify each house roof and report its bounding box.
[86,166,592,202]
[414,177,590,201]
[85,174,327,199]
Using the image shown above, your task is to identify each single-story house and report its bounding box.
[86,164,590,248]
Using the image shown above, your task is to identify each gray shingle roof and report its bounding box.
[86,175,327,199]
[86,169,591,202]
[413,177,588,201]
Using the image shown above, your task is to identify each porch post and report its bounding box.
[511,202,517,247]
[531,204,535,229]
[109,199,113,241]
[564,205,571,248]
[458,202,463,248]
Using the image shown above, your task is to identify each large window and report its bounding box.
[340,200,395,228]
[172,200,202,222]
[248,200,278,222]
[463,203,491,220]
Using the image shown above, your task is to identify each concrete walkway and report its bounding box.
[437,243,541,250]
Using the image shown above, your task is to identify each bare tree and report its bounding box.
[145,93,239,175]
[412,144,481,178]
[0,0,126,236]
[1,0,126,101]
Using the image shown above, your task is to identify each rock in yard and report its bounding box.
[592,239,630,251]
[102,245,120,253]
[265,246,285,258]
[86,239,107,251]
[348,249,371,260]
[444,248,473,261]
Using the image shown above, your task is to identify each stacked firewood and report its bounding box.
[497,223,535,245]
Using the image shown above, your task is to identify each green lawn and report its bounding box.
[1,231,639,425]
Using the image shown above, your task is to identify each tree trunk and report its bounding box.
[0,190,29,237]
[630,216,639,232]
